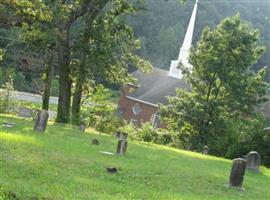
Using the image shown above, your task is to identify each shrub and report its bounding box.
[137,123,157,142]
[94,114,124,134]
[118,124,138,140]
[81,84,124,134]
[225,114,270,167]
[0,77,16,114]
[135,123,172,145]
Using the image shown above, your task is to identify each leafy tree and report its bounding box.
[71,2,152,124]
[161,14,269,154]
[1,0,151,123]
[0,0,56,109]
[80,83,124,133]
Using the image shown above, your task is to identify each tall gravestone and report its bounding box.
[229,158,247,188]
[116,132,128,156]
[116,139,128,155]
[246,151,261,173]
[80,124,86,132]
[34,110,49,132]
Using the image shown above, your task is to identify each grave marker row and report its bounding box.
[229,151,261,189]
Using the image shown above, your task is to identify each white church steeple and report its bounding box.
[168,0,198,79]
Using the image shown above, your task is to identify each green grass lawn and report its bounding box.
[0,114,270,200]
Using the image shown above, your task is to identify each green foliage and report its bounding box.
[81,84,124,134]
[225,114,270,167]
[1,0,153,123]
[0,76,15,113]
[118,123,138,139]
[137,123,172,145]
[161,15,269,161]
[118,123,172,145]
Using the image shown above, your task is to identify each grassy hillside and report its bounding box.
[0,115,270,200]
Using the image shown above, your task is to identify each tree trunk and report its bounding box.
[56,35,71,123]
[71,62,86,125]
[42,54,53,110]
[71,25,89,125]
[71,75,83,125]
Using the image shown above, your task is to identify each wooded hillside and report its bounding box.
[128,0,270,81]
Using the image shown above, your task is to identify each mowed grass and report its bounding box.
[0,115,270,200]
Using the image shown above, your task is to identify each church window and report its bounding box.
[132,103,141,115]
[152,112,160,128]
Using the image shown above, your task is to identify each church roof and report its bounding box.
[127,67,189,105]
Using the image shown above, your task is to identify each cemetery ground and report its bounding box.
[1,114,270,200]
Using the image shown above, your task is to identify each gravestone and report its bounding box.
[18,107,34,118]
[202,145,209,155]
[33,110,49,132]
[246,151,261,173]
[92,139,99,145]
[80,124,86,132]
[116,139,128,155]
[229,158,247,188]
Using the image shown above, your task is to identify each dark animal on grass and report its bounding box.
[106,167,117,174]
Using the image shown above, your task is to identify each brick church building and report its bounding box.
[118,68,189,127]
[118,1,199,127]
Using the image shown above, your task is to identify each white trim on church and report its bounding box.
[168,0,199,79]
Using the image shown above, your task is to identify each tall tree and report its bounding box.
[71,2,151,124]
[161,14,269,153]
[1,0,151,123]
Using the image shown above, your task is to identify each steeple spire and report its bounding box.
[168,0,198,79]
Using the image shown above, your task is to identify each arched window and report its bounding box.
[132,103,141,115]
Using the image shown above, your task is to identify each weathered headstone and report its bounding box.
[92,139,99,145]
[80,124,86,132]
[246,151,261,173]
[229,158,247,188]
[33,110,49,132]
[116,139,128,155]
[202,145,209,155]
[18,107,34,118]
